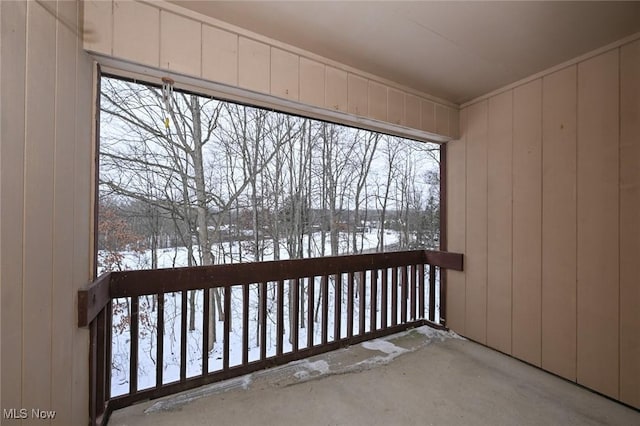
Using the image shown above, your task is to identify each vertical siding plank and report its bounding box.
[435,104,450,137]
[620,39,640,409]
[404,94,420,129]
[23,0,56,412]
[387,88,404,125]
[83,0,112,55]
[299,57,324,108]
[51,1,78,423]
[576,50,619,399]
[449,108,460,139]
[512,79,542,367]
[0,0,26,412]
[325,66,347,112]
[465,100,488,344]
[421,99,436,133]
[71,50,94,426]
[368,81,387,121]
[487,91,513,354]
[238,37,270,93]
[270,48,299,101]
[347,74,368,116]
[202,26,238,86]
[160,12,201,77]
[541,66,577,381]
[446,109,467,334]
[113,0,159,67]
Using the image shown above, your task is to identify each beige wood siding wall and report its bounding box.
[447,39,640,408]
[82,0,458,142]
[0,1,94,423]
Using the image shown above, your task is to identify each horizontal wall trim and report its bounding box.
[98,56,451,144]
[461,30,640,109]
[143,0,457,109]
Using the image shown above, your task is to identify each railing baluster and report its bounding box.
[334,273,342,341]
[242,285,249,364]
[429,265,436,322]
[439,267,446,326]
[401,266,408,324]
[96,307,107,417]
[347,272,354,338]
[381,269,388,329]
[418,264,425,319]
[410,265,417,320]
[90,319,97,423]
[391,267,398,326]
[292,278,299,352]
[105,301,113,401]
[277,280,284,356]
[130,297,139,394]
[359,271,366,335]
[370,269,377,332]
[322,275,329,344]
[223,286,231,370]
[260,282,267,360]
[157,294,165,386]
[180,291,187,382]
[202,289,209,375]
[307,276,315,348]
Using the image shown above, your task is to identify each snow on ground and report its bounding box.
[101,230,400,273]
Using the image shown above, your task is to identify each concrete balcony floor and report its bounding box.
[110,326,639,426]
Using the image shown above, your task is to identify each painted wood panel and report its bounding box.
[299,57,325,108]
[238,37,270,93]
[51,2,79,423]
[486,90,513,354]
[620,39,640,409]
[113,0,159,67]
[0,0,26,410]
[325,66,347,112]
[160,12,201,76]
[202,25,238,86]
[512,79,542,367]
[387,88,404,125]
[576,50,620,399]
[348,74,368,116]
[421,100,436,133]
[84,0,112,55]
[202,26,238,86]
[368,80,387,121]
[270,47,299,101]
[435,104,450,137]
[404,94,420,129]
[541,66,577,381]
[446,109,467,334]
[449,108,460,139]
[464,100,488,344]
[22,0,56,411]
[71,52,95,426]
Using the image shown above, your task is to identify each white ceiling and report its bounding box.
[172,1,640,104]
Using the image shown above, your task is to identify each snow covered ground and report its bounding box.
[100,230,400,272]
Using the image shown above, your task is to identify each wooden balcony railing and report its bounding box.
[78,249,463,426]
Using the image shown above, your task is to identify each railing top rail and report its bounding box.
[78,271,111,327]
[78,249,463,324]
[424,249,463,271]
[110,250,422,298]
